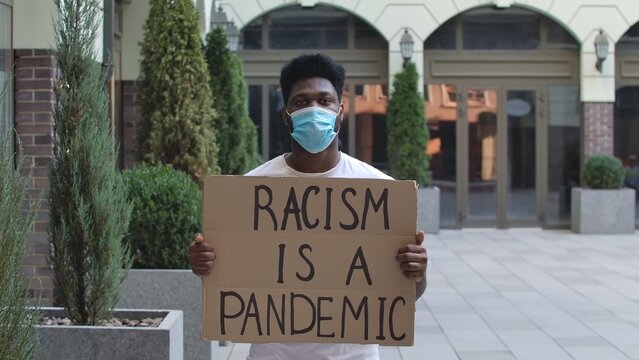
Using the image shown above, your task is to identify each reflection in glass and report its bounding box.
[0,4,11,140]
[547,86,580,225]
[248,85,263,157]
[614,86,639,227]
[268,86,290,159]
[467,88,498,220]
[242,17,262,50]
[354,84,388,170]
[424,18,456,50]
[462,8,540,49]
[507,90,536,219]
[269,6,348,49]
[425,84,457,226]
[354,17,386,49]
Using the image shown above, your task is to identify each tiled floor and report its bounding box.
[217,229,639,360]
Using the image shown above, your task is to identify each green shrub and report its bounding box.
[137,0,219,182]
[49,0,132,325]
[1,131,39,359]
[387,61,431,186]
[582,154,623,189]
[123,165,201,269]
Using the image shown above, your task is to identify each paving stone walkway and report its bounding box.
[218,229,639,360]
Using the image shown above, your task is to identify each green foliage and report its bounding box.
[123,165,201,269]
[582,154,624,189]
[387,61,431,186]
[204,28,261,174]
[48,0,132,325]
[0,131,39,359]
[137,0,219,182]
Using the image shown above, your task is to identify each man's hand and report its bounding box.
[396,231,428,299]
[187,233,216,276]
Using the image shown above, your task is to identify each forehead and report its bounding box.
[288,77,337,100]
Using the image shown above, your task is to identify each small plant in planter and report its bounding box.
[0,130,40,359]
[40,1,184,359]
[572,154,634,234]
[582,154,623,189]
[122,164,202,269]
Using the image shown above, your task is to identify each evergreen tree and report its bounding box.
[204,27,260,174]
[387,61,431,186]
[0,132,39,359]
[138,0,219,182]
[48,0,132,325]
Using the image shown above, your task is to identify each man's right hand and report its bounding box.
[187,233,216,276]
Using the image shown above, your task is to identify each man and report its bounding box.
[188,53,428,360]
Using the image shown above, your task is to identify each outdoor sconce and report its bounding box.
[594,29,609,73]
[211,5,240,52]
[399,29,414,65]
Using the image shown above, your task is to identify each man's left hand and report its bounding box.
[396,231,428,282]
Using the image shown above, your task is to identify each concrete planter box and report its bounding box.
[36,307,183,360]
[571,188,636,234]
[119,269,218,360]
[418,186,440,234]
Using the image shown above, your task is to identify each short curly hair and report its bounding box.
[279,53,345,105]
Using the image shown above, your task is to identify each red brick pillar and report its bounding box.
[15,49,56,305]
[122,80,140,169]
[582,102,614,159]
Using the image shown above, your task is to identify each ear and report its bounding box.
[281,106,292,131]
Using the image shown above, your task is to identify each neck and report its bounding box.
[286,141,340,173]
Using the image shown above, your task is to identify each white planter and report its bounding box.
[36,308,183,360]
[571,187,636,234]
[418,186,440,234]
[118,269,218,360]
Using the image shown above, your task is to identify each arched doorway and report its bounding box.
[615,21,639,228]
[423,6,580,228]
[237,5,389,169]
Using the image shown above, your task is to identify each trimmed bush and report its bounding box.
[582,154,623,189]
[387,61,431,186]
[137,0,219,182]
[123,165,201,269]
[204,27,261,174]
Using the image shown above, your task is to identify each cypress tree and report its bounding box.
[387,61,431,186]
[0,132,39,359]
[138,0,219,182]
[48,0,132,325]
[204,27,260,174]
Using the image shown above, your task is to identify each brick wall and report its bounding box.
[122,80,140,169]
[583,102,614,159]
[15,49,56,305]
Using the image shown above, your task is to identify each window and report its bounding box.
[269,6,348,49]
[0,2,12,140]
[462,8,540,49]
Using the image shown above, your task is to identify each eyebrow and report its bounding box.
[290,91,336,99]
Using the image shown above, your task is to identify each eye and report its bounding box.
[294,99,307,106]
[319,98,332,105]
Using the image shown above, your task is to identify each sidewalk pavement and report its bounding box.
[217,229,639,360]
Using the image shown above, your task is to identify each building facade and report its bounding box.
[1,0,638,304]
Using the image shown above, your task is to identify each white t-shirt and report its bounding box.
[243,152,392,360]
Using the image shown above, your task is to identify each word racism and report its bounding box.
[202,176,417,345]
[253,185,390,231]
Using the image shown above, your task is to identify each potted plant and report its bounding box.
[37,1,183,359]
[387,60,439,234]
[571,154,635,234]
[1,129,40,359]
[118,165,211,360]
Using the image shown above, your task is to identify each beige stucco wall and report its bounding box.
[14,0,104,60]
[221,0,639,102]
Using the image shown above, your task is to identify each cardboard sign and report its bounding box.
[201,176,417,346]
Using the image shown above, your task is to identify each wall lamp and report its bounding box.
[211,5,240,52]
[399,29,414,66]
[594,29,609,73]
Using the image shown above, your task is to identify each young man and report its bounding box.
[188,53,428,360]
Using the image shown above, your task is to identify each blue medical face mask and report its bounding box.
[286,106,341,154]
